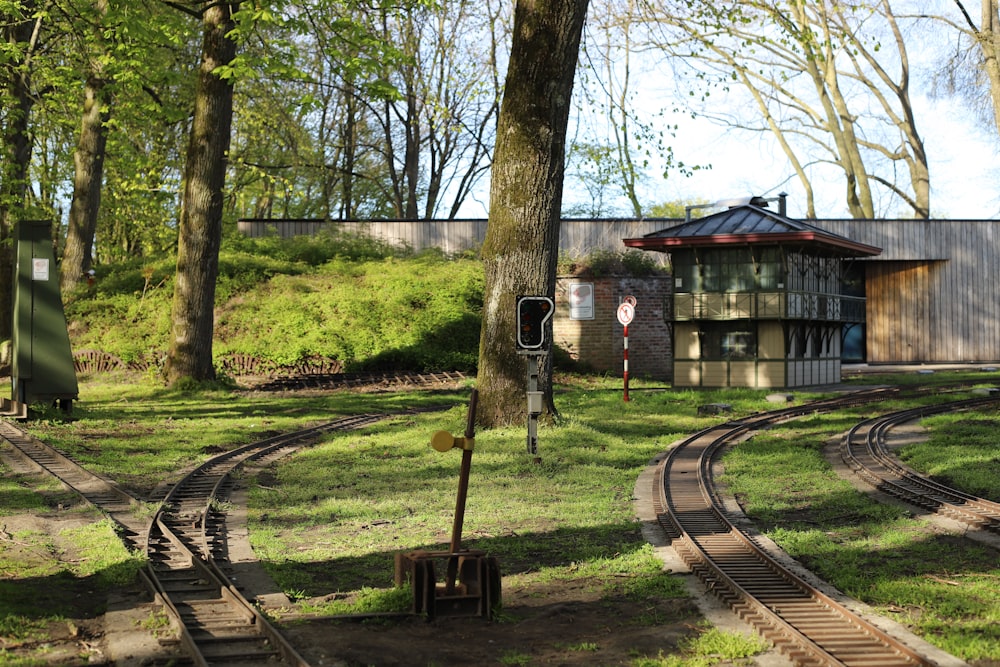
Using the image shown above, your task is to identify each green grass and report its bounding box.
[66,237,484,373]
[900,408,1000,501]
[720,399,1000,662]
[11,370,1000,663]
[243,379,766,603]
[630,625,769,666]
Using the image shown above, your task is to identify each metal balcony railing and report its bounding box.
[673,291,866,323]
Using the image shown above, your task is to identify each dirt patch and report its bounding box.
[277,582,701,667]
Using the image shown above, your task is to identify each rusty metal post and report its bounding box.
[445,389,478,595]
[449,388,478,553]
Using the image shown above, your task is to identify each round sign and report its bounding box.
[617,302,635,326]
[623,295,637,307]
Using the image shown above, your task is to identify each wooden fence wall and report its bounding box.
[237,218,670,260]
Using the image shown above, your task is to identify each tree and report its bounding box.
[476,0,589,428]
[164,1,240,384]
[933,1,1000,137]
[567,0,695,217]
[0,1,44,340]
[638,0,930,218]
[61,0,111,291]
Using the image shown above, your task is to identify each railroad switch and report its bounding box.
[394,389,502,620]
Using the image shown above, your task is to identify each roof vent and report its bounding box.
[684,193,789,222]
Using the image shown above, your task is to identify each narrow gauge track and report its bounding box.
[0,420,146,548]
[145,412,394,667]
[652,388,943,667]
[0,412,398,667]
[841,395,1000,534]
[252,369,468,391]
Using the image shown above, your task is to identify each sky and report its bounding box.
[639,92,1000,221]
[461,84,1000,223]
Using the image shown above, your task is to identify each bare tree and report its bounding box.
[638,0,931,218]
[932,1,1000,137]
[374,0,506,219]
[476,0,589,428]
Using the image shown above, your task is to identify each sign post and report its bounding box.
[617,296,636,402]
[516,296,554,457]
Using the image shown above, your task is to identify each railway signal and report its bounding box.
[515,295,553,458]
[516,295,554,351]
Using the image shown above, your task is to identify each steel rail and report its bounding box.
[145,412,390,666]
[0,411,399,666]
[653,389,935,666]
[0,420,147,546]
[841,395,1000,534]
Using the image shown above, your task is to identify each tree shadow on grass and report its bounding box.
[258,522,656,597]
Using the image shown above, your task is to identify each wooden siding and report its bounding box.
[237,218,669,261]
[816,220,999,363]
[758,322,784,359]
[671,359,829,388]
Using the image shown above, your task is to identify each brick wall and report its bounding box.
[553,276,673,381]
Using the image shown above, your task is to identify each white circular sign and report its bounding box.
[617,302,635,326]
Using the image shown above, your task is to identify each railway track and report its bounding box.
[0,412,396,666]
[250,369,468,391]
[841,395,1000,535]
[0,420,148,548]
[650,388,948,667]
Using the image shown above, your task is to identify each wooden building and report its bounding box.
[624,201,881,388]
[811,220,1000,364]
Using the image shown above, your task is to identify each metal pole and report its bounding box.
[623,324,630,401]
[526,355,540,454]
[446,389,478,596]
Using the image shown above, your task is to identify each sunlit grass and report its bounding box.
[630,624,769,666]
[722,404,1000,662]
[901,407,1000,501]
[14,371,1000,660]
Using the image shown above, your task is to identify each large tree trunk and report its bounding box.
[980,0,1000,135]
[0,2,39,341]
[62,73,110,292]
[164,2,239,384]
[476,0,588,428]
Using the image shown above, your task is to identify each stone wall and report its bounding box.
[553,276,672,381]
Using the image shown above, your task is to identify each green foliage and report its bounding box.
[558,248,668,277]
[220,228,406,266]
[646,199,708,218]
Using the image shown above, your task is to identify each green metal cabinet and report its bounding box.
[12,220,79,410]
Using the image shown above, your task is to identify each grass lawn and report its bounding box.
[3,369,999,665]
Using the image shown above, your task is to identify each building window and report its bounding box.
[699,248,754,292]
[756,247,784,290]
[702,323,757,359]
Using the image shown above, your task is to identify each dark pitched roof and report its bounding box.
[623,204,881,257]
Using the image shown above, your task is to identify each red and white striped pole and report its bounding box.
[623,324,630,401]
[617,296,636,403]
